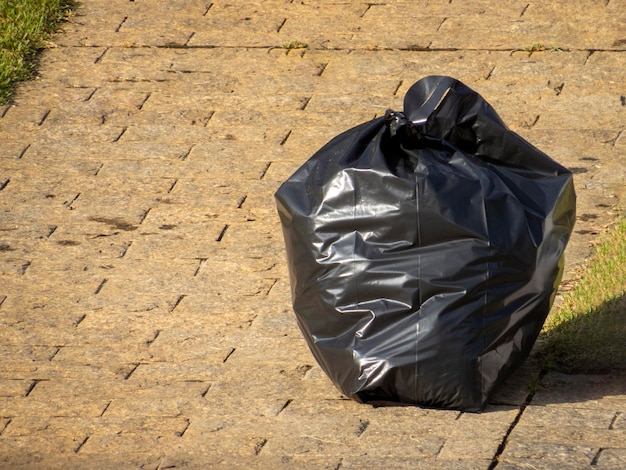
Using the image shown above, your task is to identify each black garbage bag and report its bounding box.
[275,76,576,411]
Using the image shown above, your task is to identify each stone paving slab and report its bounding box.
[1,0,625,468]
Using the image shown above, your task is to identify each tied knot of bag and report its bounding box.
[384,110,423,143]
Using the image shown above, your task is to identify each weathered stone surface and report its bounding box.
[0,0,624,468]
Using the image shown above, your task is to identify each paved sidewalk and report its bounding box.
[1,0,624,468]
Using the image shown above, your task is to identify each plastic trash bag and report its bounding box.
[275,76,576,411]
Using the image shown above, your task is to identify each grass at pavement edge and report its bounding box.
[541,216,626,373]
[0,0,75,104]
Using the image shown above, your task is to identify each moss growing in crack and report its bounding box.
[281,40,308,50]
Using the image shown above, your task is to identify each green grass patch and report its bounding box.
[281,40,308,50]
[0,0,75,104]
[524,43,563,53]
[540,216,626,373]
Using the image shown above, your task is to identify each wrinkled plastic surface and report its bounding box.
[275,76,576,411]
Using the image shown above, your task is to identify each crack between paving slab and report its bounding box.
[393,80,403,96]
[137,93,151,110]
[280,131,291,146]
[146,330,161,346]
[0,295,6,309]
[64,193,80,209]
[115,16,128,33]
[254,438,267,455]
[488,370,546,469]
[119,241,132,258]
[74,436,89,453]
[167,69,215,74]
[193,258,207,276]
[608,412,621,430]
[63,44,626,54]
[48,347,62,361]
[553,82,564,95]
[124,363,141,380]
[169,295,186,313]
[83,88,98,103]
[176,419,191,437]
[488,406,527,468]
[113,127,127,143]
[0,179,9,191]
[316,62,328,76]
[74,314,87,327]
[181,144,195,161]
[522,115,540,129]
[38,110,51,126]
[109,77,170,83]
[265,278,279,296]
[24,379,43,397]
[99,401,111,417]
[276,18,287,33]
[17,144,30,159]
[300,96,311,110]
[203,3,213,16]
[167,179,178,193]
[19,261,31,275]
[46,225,57,239]
[360,4,373,18]
[259,162,272,179]
[184,32,195,47]
[355,419,369,437]
[201,384,211,398]
[590,448,604,466]
[139,208,151,224]
[222,348,235,363]
[94,278,108,295]
[277,399,292,415]
[0,418,11,436]
[94,48,108,64]
[216,224,229,242]
[199,110,215,126]
[520,3,529,16]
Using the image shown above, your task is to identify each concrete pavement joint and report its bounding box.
[169,295,185,313]
[0,419,11,437]
[74,436,89,453]
[222,348,235,363]
[71,43,626,53]
[16,144,30,159]
[215,225,229,242]
[488,369,546,469]
[145,330,161,347]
